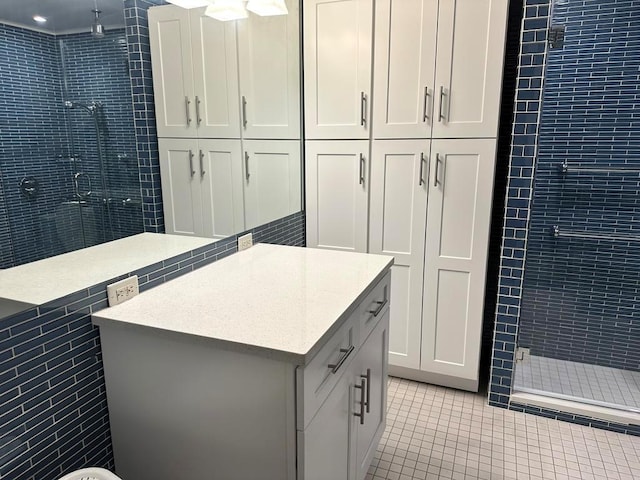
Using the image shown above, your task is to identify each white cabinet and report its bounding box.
[149,6,240,138]
[303,0,373,140]
[420,139,497,387]
[372,0,438,139]
[369,140,429,370]
[237,0,300,140]
[305,141,369,252]
[432,0,508,138]
[242,140,301,229]
[372,0,508,140]
[159,138,245,239]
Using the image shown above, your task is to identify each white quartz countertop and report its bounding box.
[0,233,215,316]
[92,244,394,364]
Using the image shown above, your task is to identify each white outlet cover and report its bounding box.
[238,233,253,251]
[107,275,140,307]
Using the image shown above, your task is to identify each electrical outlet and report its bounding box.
[107,275,139,307]
[238,233,253,251]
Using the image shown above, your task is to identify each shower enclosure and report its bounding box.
[512,0,640,415]
[0,15,143,268]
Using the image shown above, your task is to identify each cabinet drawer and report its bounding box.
[358,272,390,343]
[297,318,357,430]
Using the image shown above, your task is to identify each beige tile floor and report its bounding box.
[366,377,640,480]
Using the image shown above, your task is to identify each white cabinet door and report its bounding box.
[243,140,301,230]
[369,140,429,369]
[237,0,300,140]
[190,9,241,139]
[158,138,202,236]
[149,6,195,138]
[421,139,497,389]
[353,312,388,480]
[198,139,245,239]
[432,0,508,139]
[303,0,373,140]
[372,0,438,140]
[305,141,369,252]
[301,372,354,480]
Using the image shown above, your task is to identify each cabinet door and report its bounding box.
[303,0,373,140]
[190,9,241,139]
[372,0,438,139]
[369,140,429,369]
[432,0,508,139]
[301,372,354,480]
[305,141,369,252]
[237,0,300,140]
[158,138,202,236]
[353,312,389,480]
[149,5,195,138]
[198,139,245,239]
[242,140,301,230]
[421,139,497,389]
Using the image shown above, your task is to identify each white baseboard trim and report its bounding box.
[388,365,479,392]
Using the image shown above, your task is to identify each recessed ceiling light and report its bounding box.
[33,15,47,23]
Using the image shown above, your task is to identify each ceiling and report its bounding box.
[0,0,126,35]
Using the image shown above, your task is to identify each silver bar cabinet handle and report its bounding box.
[361,368,371,413]
[189,150,195,177]
[369,299,388,317]
[244,151,250,180]
[434,153,440,187]
[359,153,365,185]
[354,377,366,425]
[242,96,248,129]
[360,92,367,127]
[423,87,430,122]
[185,96,191,125]
[195,96,202,126]
[327,345,355,374]
[419,153,426,186]
[199,150,205,177]
[438,86,446,122]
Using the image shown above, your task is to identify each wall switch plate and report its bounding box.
[238,233,253,251]
[107,275,139,307]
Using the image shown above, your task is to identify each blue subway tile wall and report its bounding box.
[0,24,70,267]
[489,0,551,411]
[0,174,13,267]
[124,0,166,233]
[0,210,305,480]
[489,0,640,436]
[518,0,640,372]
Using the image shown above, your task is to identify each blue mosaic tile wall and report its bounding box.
[489,0,640,436]
[0,24,69,267]
[0,174,13,267]
[58,29,144,247]
[518,0,640,372]
[0,211,305,480]
[124,0,166,233]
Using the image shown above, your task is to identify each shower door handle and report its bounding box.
[74,172,92,198]
[185,96,192,126]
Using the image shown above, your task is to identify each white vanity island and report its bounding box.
[92,244,393,480]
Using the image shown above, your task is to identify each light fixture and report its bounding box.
[204,0,248,21]
[246,0,288,16]
[33,15,47,23]
[91,9,105,37]
[166,0,212,8]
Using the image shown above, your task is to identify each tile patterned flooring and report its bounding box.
[513,355,640,411]
[366,377,640,480]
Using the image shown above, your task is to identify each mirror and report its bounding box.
[0,0,303,319]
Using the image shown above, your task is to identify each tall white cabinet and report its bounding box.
[149,2,301,239]
[304,0,508,391]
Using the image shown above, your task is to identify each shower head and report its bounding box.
[91,9,105,38]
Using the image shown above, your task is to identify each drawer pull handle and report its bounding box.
[368,299,388,318]
[327,345,354,374]
[354,377,366,425]
[361,368,371,413]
